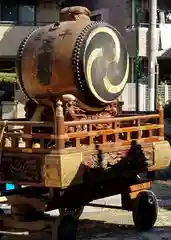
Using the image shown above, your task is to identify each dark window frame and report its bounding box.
[90,14,102,21]
[0,3,37,25]
[1,4,18,23]
[18,5,36,25]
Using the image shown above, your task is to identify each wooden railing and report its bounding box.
[0,100,164,153]
[64,114,163,148]
[0,121,53,152]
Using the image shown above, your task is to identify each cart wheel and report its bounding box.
[132,190,158,231]
[59,206,84,219]
[0,208,4,239]
[52,215,78,240]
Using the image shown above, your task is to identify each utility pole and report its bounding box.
[135,0,141,112]
[148,0,157,111]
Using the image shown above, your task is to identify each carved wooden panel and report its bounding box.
[0,153,43,183]
[43,152,83,188]
[84,144,153,171]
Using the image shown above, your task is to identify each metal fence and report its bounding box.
[119,83,171,111]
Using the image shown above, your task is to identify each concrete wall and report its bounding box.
[125,30,136,57]
[63,0,131,38]
[36,3,59,24]
[126,26,171,58]
[0,25,37,57]
[138,27,160,57]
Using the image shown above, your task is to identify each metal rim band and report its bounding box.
[16,28,40,102]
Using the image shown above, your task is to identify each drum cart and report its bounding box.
[0,100,169,240]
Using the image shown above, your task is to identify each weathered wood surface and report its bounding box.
[0,101,167,188]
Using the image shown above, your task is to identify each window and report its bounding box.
[91,14,102,21]
[91,9,109,22]
[139,0,149,24]
[165,11,171,24]
[140,58,148,76]
[139,1,160,25]
[1,4,18,23]
[19,5,35,25]
[128,58,148,83]
[138,58,148,83]
[128,58,135,83]
[0,4,35,25]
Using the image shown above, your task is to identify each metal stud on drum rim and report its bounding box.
[59,206,84,219]
[132,190,158,231]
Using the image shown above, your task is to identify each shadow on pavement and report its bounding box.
[78,219,171,239]
[1,219,171,240]
[152,180,171,211]
[78,219,134,236]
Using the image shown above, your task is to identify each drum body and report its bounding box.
[16,6,129,110]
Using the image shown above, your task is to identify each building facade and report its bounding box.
[0,1,60,59]
[1,1,171,101]
[0,1,61,104]
[62,0,171,84]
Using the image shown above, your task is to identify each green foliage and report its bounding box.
[0,72,17,83]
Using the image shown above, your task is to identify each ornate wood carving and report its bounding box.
[64,98,122,132]
[0,154,42,182]
[24,98,123,135]
[84,144,151,171]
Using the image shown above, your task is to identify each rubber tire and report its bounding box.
[57,215,78,240]
[0,208,4,239]
[59,207,84,219]
[132,190,158,231]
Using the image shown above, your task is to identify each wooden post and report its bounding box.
[54,100,64,150]
[158,98,164,137]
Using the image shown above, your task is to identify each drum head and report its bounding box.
[72,22,129,108]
